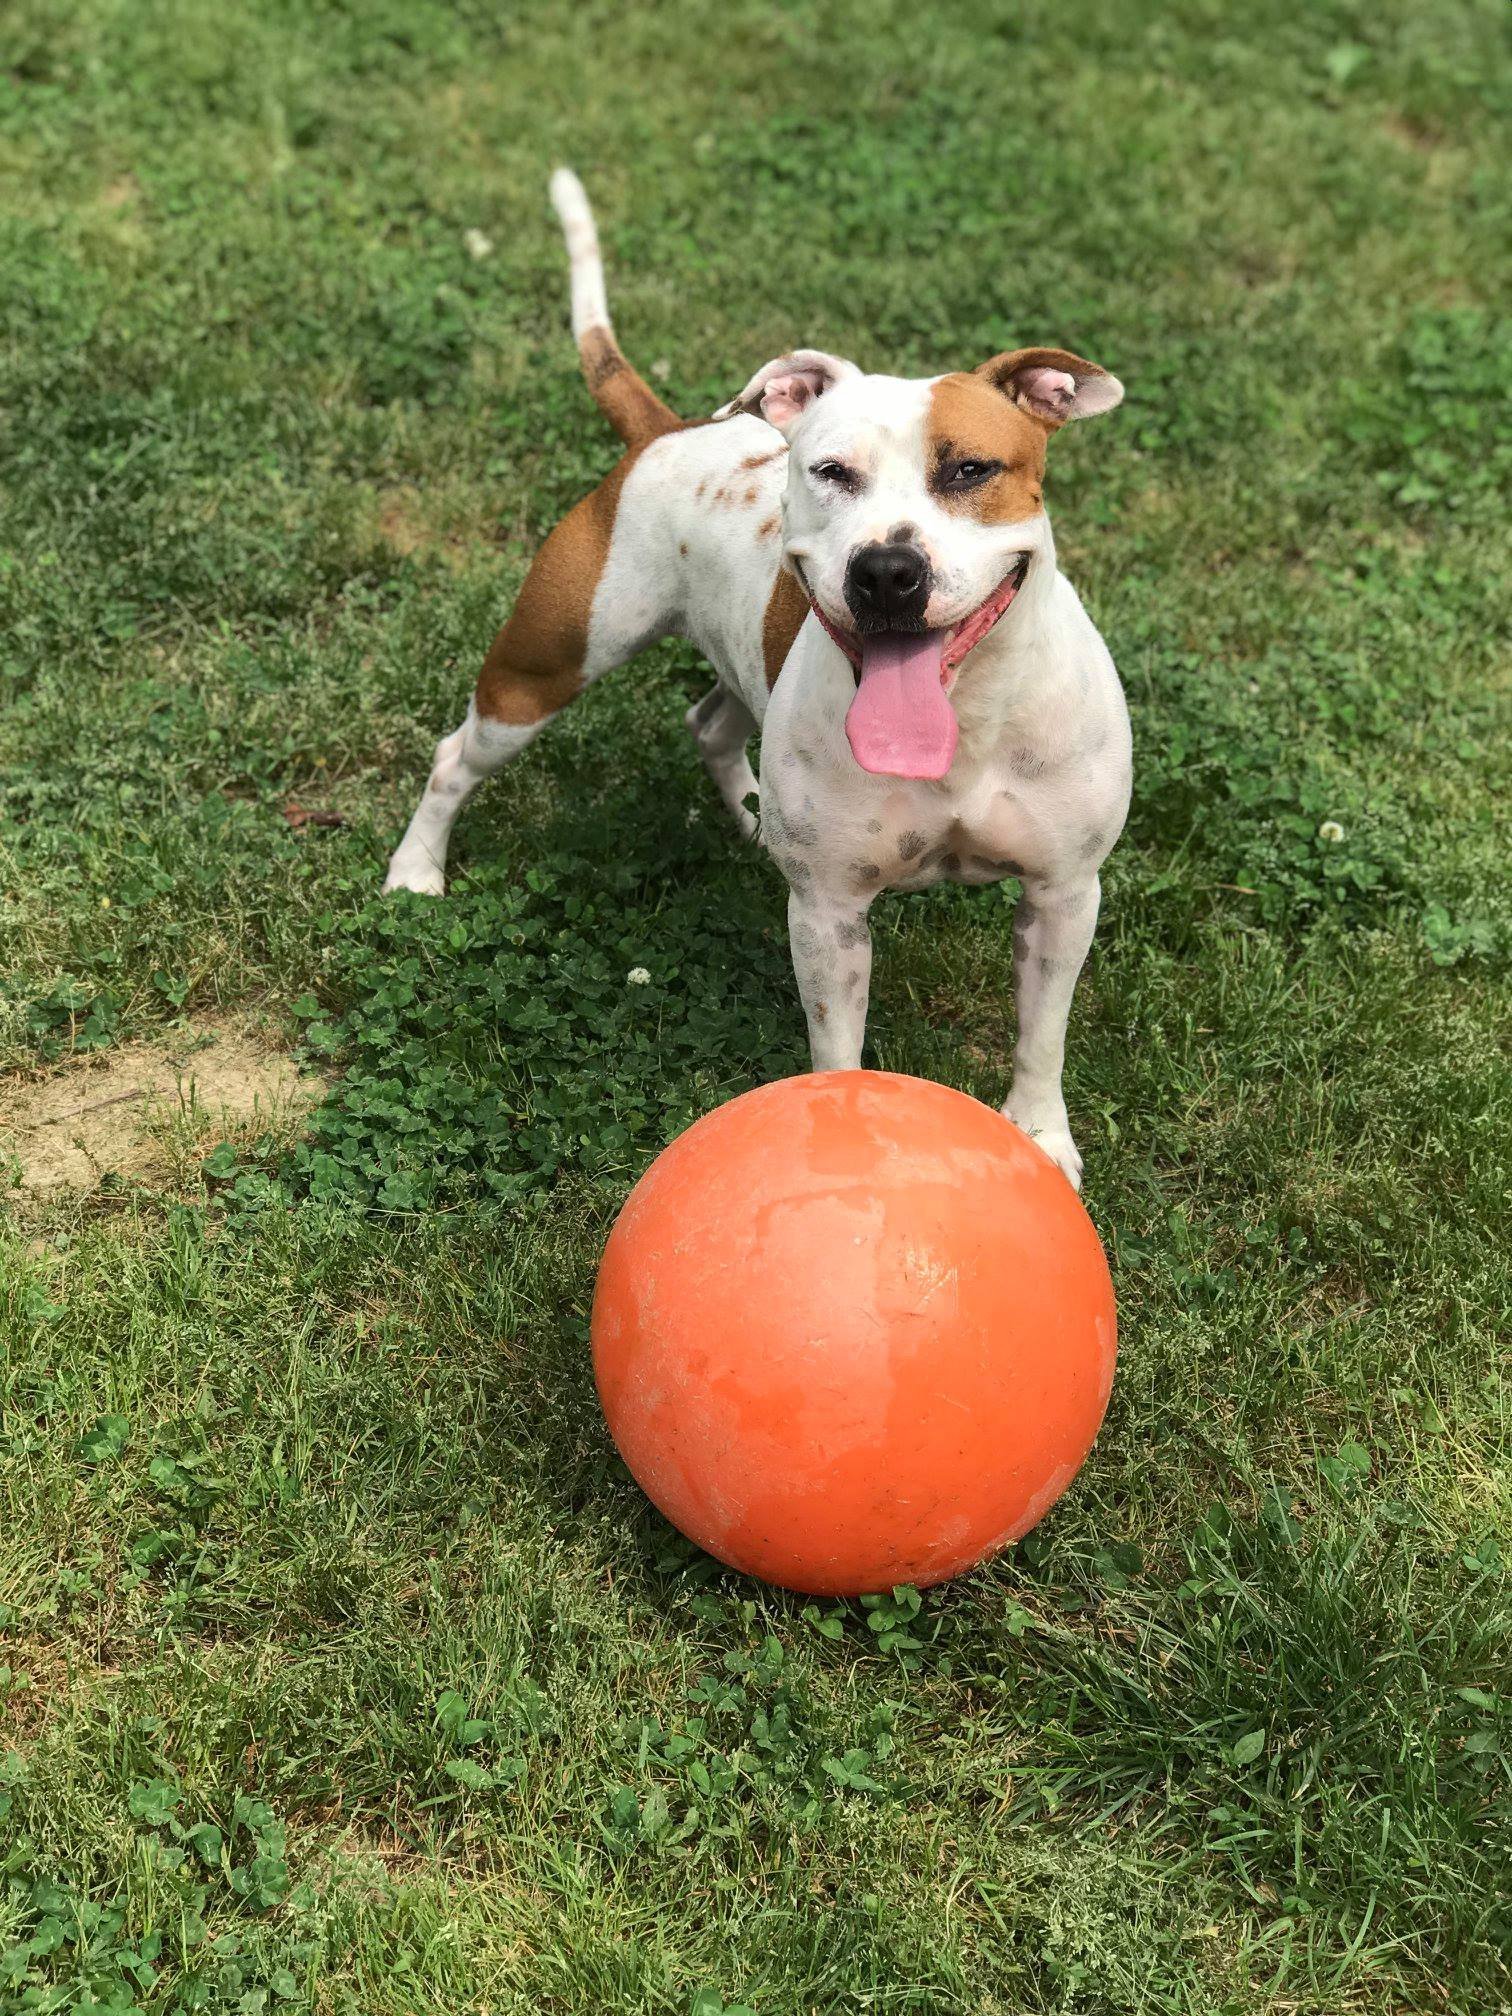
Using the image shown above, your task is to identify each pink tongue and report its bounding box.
[844,631,957,779]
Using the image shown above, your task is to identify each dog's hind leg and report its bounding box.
[685,684,760,839]
[383,700,542,896]
[384,457,666,896]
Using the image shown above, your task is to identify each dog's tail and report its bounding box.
[549,168,681,448]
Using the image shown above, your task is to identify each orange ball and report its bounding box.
[592,1071,1117,1597]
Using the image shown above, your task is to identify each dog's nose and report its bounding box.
[845,541,932,631]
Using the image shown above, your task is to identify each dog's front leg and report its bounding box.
[1003,875,1101,1189]
[787,882,874,1072]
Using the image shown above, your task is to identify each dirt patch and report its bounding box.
[377,490,436,558]
[0,1637,87,1740]
[375,487,493,569]
[1,1022,322,1194]
[1382,112,1442,155]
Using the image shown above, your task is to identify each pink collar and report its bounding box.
[806,557,1030,680]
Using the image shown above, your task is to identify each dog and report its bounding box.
[384,170,1131,1188]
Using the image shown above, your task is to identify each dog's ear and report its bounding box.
[976,348,1123,430]
[713,349,861,430]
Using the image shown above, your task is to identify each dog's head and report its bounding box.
[715,347,1122,779]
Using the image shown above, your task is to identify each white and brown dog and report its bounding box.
[385,171,1131,1187]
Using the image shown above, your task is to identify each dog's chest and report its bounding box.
[864,765,1047,891]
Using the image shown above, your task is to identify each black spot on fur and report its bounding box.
[835,916,870,948]
[969,855,1021,878]
[1010,746,1049,779]
[581,328,627,393]
[849,861,882,885]
[897,829,928,861]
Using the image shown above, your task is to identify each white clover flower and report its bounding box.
[651,358,672,381]
[464,228,494,262]
[1318,820,1345,844]
[627,967,651,986]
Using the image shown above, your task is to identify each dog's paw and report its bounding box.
[382,853,446,898]
[1002,1100,1083,1190]
[1030,1128,1084,1191]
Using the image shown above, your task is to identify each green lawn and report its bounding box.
[2,2,1510,2010]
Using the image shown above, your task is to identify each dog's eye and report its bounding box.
[943,458,1001,488]
[809,460,860,491]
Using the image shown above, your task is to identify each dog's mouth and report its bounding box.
[805,556,1031,781]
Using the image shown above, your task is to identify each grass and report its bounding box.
[1,0,1509,2009]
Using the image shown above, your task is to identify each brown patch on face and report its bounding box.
[679,541,689,557]
[740,449,785,470]
[763,567,808,691]
[744,485,759,504]
[756,514,780,540]
[475,450,641,726]
[925,375,1047,524]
